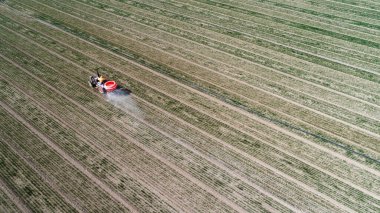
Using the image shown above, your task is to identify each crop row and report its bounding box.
[3,0,376,211]
[183,0,380,54]
[54,0,380,121]
[131,0,380,71]
[0,7,380,211]
[1,34,340,212]
[12,0,380,164]
[122,0,380,93]
[0,35,347,213]
[319,0,380,11]
[269,0,380,30]
[0,47,189,212]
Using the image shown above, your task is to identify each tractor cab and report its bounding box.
[89,71,130,95]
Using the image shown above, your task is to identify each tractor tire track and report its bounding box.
[125,0,380,77]
[184,0,380,51]
[29,2,380,160]
[272,0,380,25]
[19,0,380,104]
[323,0,380,11]
[0,40,221,213]
[1,1,378,211]
[6,0,380,115]
[5,7,380,186]
[0,19,354,212]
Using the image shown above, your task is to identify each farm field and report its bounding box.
[0,0,379,212]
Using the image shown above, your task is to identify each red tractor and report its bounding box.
[89,71,131,95]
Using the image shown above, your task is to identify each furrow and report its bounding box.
[179,0,380,70]
[269,0,380,24]
[0,52,237,212]
[0,131,77,212]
